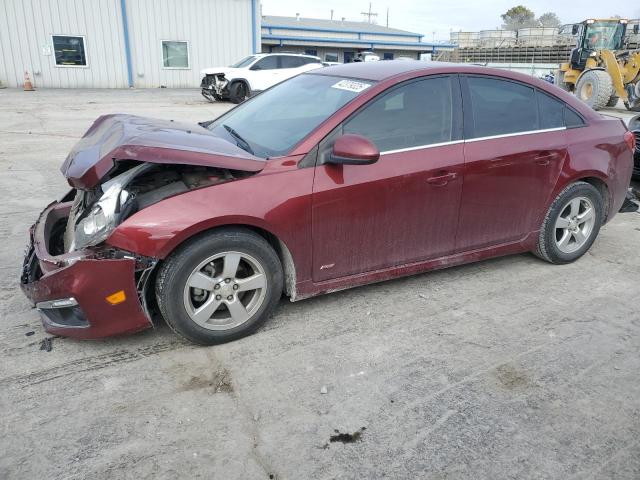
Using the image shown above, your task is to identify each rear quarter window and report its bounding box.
[564,107,586,128]
[538,90,585,129]
[537,92,564,129]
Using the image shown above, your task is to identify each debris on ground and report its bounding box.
[619,188,640,213]
[329,427,366,444]
[39,337,53,352]
[320,385,328,394]
[25,331,34,337]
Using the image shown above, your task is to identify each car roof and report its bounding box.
[309,60,600,121]
[255,52,320,59]
[310,60,459,81]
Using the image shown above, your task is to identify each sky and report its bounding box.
[261,0,640,42]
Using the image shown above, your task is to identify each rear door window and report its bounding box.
[280,56,305,68]
[251,56,279,70]
[465,76,539,138]
[343,76,456,152]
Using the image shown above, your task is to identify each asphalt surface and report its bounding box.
[0,88,639,480]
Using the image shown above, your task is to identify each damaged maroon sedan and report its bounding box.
[21,62,635,345]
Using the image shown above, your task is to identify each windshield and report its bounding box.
[230,56,256,68]
[583,22,625,50]
[208,74,374,158]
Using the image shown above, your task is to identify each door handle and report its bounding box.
[427,171,457,186]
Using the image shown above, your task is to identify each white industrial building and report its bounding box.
[0,0,259,88]
[262,15,453,63]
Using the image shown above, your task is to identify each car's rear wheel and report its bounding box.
[229,82,249,104]
[156,229,283,345]
[535,182,603,264]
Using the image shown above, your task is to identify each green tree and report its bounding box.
[501,5,537,30]
[538,12,561,28]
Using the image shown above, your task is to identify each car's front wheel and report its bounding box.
[156,229,283,345]
[535,181,604,264]
[229,82,249,104]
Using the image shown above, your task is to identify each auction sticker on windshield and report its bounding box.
[331,79,371,93]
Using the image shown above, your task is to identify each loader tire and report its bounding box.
[575,70,613,111]
[606,95,619,107]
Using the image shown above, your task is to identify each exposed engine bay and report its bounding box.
[201,73,229,102]
[62,162,248,253]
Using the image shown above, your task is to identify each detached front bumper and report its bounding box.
[20,200,156,339]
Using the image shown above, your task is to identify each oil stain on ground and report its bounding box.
[493,364,531,390]
[180,368,233,393]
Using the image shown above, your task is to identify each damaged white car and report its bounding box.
[200,53,323,104]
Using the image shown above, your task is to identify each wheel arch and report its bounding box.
[550,173,611,222]
[158,221,298,300]
[580,176,611,221]
[228,77,252,94]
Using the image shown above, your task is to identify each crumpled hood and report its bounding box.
[200,66,239,76]
[61,114,265,189]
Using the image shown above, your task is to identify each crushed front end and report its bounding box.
[20,197,157,339]
[200,73,229,102]
[19,114,264,339]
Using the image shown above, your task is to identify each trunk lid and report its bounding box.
[61,114,265,189]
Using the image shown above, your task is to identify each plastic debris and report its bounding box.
[39,337,53,352]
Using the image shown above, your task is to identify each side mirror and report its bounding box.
[572,24,580,35]
[328,134,379,165]
[634,24,639,35]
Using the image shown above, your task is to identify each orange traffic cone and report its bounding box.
[23,71,35,91]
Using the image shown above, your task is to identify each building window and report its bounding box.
[305,49,318,56]
[162,41,189,68]
[324,52,339,62]
[383,52,394,60]
[52,35,87,67]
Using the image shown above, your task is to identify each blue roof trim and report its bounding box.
[262,23,424,39]
[262,34,455,49]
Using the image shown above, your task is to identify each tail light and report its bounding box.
[623,131,636,153]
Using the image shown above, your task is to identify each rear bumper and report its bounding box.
[20,201,156,339]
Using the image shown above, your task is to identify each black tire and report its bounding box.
[155,228,283,345]
[228,81,249,104]
[606,95,619,107]
[535,182,604,264]
[575,70,613,111]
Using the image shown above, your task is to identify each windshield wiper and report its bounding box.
[222,124,254,155]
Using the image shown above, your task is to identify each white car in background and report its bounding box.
[200,53,323,103]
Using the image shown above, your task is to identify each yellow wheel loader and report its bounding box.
[557,19,640,111]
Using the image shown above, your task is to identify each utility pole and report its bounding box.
[386,7,389,27]
[361,2,378,23]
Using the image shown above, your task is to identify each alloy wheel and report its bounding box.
[183,251,267,330]
[554,196,596,254]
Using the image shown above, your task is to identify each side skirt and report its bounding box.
[292,233,538,301]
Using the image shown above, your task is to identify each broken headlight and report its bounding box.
[71,164,147,251]
[72,184,128,250]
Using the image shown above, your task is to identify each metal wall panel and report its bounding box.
[126,0,257,88]
[0,0,257,88]
[0,0,129,88]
